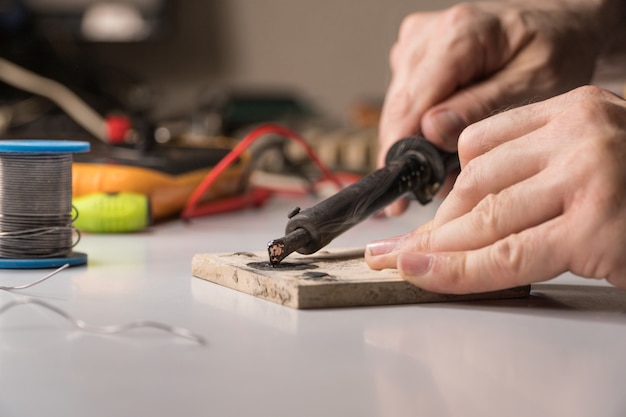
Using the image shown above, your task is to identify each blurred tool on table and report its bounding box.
[72,192,151,233]
[0,1,385,233]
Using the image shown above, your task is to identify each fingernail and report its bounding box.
[366,239,400,256]
[430,109,466,146]
[398,253,432,276]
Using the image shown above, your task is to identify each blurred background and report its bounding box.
[0,0,461,133]
[1,0,624,230]
[3,0,625,133]
[84,0,465,121]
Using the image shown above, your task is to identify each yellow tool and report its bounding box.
[73,192,150,233]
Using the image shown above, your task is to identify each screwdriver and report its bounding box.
[267,136,459,266]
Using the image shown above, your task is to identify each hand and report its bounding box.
[379,0,619,216]
[366,86,626,293]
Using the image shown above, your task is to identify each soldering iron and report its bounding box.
[268,136,460,266]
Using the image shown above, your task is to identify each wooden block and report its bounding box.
[191,249,530,309]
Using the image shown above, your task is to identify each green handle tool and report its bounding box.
[73,192,151,233]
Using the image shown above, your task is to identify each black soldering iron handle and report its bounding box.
[384,136,460,204]
[284,136,459,255]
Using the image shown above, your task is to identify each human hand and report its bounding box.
[366,86,626,293]
[379,0,619,216]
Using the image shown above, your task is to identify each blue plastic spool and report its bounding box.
[0,140,90,269]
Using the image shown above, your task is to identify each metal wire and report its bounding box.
[0,152,79,259]
[0,155,207,346]
[0,263,69,290]
[0,297,207,345]
[0,265,207,345]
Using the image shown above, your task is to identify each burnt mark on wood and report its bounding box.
[247,261,318,271]
[301,271,336,281]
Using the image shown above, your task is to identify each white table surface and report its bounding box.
[0,194,624,417]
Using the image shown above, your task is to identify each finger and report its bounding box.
[420,71,538,150]
[432,132,548,227]
[365,221,434,270]
[378,67,460,166]
[381,44,479,138]
[397,217,569,294]
[453,88,608,164]
[423,171,564,252]
[419,30,566,151]
[377,14,442,165]
[381,4,534,154]
[378,34,486,163]
[367,168,564,269]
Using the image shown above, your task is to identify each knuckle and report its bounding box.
[428,254,466,292]
[440,3,481,27]
[404,229,435,252]
[472,193,501,231]
[568,85,614,102]
[392,13,424,70]
[575,101,610,125]
[489,237,527,283]
[397,13,422,41]
[570,220,626,282]
[452,158,483,197]
[581,257,611,281]
[569,244,612,281]
[543,98,622,158]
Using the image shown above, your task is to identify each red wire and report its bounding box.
[181,123,344,219]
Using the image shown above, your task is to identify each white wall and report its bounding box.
[91,0,463,121]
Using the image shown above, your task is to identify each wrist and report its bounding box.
[550,0,626,56]
[508,0,626,58]
[584,0,626,54]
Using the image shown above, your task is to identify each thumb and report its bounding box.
[420,75,525,151]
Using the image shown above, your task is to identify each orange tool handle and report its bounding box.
[72,159,248,221]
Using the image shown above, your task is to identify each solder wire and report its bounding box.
[0,152,78,258]
[0,297,207,345]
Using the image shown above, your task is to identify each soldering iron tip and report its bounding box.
[267,228,312,267]
[267,239,287,267]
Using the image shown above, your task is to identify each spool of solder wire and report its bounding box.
[0,140,90,268]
